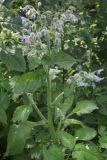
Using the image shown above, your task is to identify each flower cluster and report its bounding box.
[52,8,78,34]
[20,3,78,54]
[67,69,104,87]
[22,5,38,20]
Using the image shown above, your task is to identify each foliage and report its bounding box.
[0,0,107,160]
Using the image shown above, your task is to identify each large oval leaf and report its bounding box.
[6,123,32,155]
[0,91,10,110]
[43,145,64,160]
[72,100,98,116]
[59,131,76,150]
[0,109,7,124]
[0,50,26,72]
[12,105,33,123]
[14,72,42,94]
[72,143,103,160]
[75,126,97,141]
[99,135,107,149]
[43,52,75,69]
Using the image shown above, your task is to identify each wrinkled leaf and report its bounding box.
[72,100,98,116]
[59,131,76,150]
[43,52,75,69]
[12,105,33,123]
[6,123,32,155]
[64,119,83,129]
[75,126,97,141]
[43,145,64,160]
[72,143,103,160]
[28,55,41,70]
[14,72,42,94]
[0,50,26,72]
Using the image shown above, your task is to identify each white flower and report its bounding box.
[49,68,61,80]
[97,69,104,75]
[38,2,42,7]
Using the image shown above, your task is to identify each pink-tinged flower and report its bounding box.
[20,35,30,43]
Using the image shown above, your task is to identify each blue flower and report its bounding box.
[79,82,88,87]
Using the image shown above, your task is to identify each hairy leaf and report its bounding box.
[72,100,98,116]
[72,143,103,160]
[14,72,42,94]
[6,123,32,155]
[43,145,64,160]
[12,105,33,123]
[75,126,97,141]
[0,51,26,72]
[59,131,76,150]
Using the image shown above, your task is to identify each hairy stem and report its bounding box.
[27,93,48,123]
[47,67,56,142]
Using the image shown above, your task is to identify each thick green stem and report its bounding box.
[47,67,56,142]
[27,93,48,123]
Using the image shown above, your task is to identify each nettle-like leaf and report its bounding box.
[75,126,97,141]
[59,131,76,150]
[14,72,43,95]
[72,143,103,160]
[99,135,107,149]
[12,105,33,123]
[6,123,32,155]
[43,52,75,69]
[43,145,64,160]
[0,50,26,72]
[72,100,98,116]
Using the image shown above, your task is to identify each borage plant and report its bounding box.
[0,1,106,160]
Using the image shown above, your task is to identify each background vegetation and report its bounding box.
[0,0,107,159]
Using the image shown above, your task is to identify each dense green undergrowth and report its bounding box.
[0,0,107,159]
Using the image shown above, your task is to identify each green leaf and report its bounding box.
[75,126,97,141]
[14,72,42,95]
[6,123,32,155]
[99,135,107,149]
[63,119,83,129]
[72,100,98,116]
[0,91,9,110]
[28,55,41,70]
[52,92,64,105]
[43,145,64,160]
[12,105,33,123]
[2,0,15,8]
[13,152,30,160]
[0,4,22,31]
[0,50,26,72]
[72,143,103,160]
[53,53,75,69]
[0,73,9,90]
[43,52,75,69]
[0,109,7,124]
[59,131,76,150]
